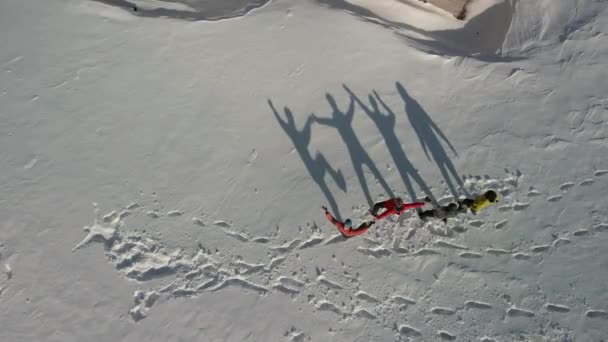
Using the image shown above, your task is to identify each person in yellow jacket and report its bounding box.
[461,190,499,214]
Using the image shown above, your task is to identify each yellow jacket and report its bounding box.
[469,193,498,213]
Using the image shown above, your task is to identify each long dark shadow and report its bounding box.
[90,0,269,21]
[396,82,467,199]
[343,84,436,202]
[268,100,346,219]
[313,94,394,207]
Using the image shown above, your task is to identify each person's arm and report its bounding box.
[400,202,426,212]
[338,225,365,237]
[339,221,374,237]
[322,206,344,229]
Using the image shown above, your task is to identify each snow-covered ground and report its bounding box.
[1,0,608,341]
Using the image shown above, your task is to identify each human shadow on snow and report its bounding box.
[268,100,347,220]
[313,94,395,207]
[270,82,465,216]
[342,84,436,203]
[395,82,467,199]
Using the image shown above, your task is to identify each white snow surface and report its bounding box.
[1,0,608,341]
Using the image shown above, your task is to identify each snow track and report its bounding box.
[73,169,608,339]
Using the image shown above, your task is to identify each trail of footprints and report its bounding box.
[0,243,12,300]
[74,169,608,340]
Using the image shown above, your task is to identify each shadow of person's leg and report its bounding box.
[365,158,394,200]
[316,153,347,192]
[318,179,342,221]
[353,163,374,207]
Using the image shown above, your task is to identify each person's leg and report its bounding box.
[461,199,474,207]
[418,209,433,219]
[370,202,384,216]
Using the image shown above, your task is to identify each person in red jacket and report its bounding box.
[322,206,375,238]
[371,196,429,221]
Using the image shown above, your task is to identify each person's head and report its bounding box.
[485,190,498,202]
[395,197,404,207]
[344,219,352,228]
[447,203,457,211]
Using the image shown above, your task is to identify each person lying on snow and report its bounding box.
[418,202,467,223]
[322,206,374,238]
[370,196,429,221]
[461,190,499,214]
[418,190,499,222]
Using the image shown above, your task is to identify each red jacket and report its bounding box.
[325,212,371,237]
[374,199,425,220]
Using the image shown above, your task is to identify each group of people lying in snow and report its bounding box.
[322,190,499,238]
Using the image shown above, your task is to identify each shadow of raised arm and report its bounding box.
[312,113,336,127]
[345,96,355,122]
[371,90,396,124]
[269,99,313,146]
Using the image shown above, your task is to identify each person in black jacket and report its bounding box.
[418,201,468,223]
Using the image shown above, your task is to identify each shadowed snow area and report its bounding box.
[316,0,515,59]
[91,0,270,20]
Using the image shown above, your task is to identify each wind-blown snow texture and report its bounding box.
[1,0,608,341]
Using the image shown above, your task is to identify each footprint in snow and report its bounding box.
[559,182,575,191]
[465,301,493,309]
[553,238,571,247]
[435,240,468,250]
[252,236,270,243]
[460,252,483,259]
[126,202,140,210]
[530,245,551,253]
[494,220,508,229]
[593,170,608,177]
[356,246,391,258]
[586,310,608,318]
[355,291,379,303]
[437,331,456,341]
[398,325,421,337]
[273,283,300,295]
[469,220,484,227]
[316,300,341,314]
[506,306,535,317]
[213,220,231,228]
[486,248,510,255]
[498,204,513,212]
[431,307,457,315]
[391,296,416,305]
[513,252,532,260]
[545,303,570,312]
[354,307,377,319]
[192,217,206,227]
[594,223,608,231]
[167,210,183,217]
[146,211,160,218]
[412,248,439,256]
